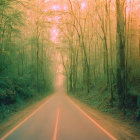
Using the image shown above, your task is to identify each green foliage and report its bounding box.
[62,0,140,121]
[0,0,53,122]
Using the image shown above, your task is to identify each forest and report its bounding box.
[58,0,140,120]
[0,0,53,121]
[0,0,140,127]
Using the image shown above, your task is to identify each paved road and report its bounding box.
[2,93,116,140]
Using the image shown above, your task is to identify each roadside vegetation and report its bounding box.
[0,0,54,123]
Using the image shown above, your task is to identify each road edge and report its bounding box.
[0,94,54,140]
[66,95,117,140]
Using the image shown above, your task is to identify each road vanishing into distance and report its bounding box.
[1,91,116,140]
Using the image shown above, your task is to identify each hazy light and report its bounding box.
[52,5,61,11]
[46,17,52,22]
[52,28,58,36]
[44,0,50,2]
[51,27,59,43]
[126,0,140,15]
[54,16,61,23]
[81,2,86,10]
[64,5,68,11]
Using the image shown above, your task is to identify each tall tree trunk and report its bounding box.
[116,0,126,111]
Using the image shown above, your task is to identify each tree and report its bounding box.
[116,0,126,110]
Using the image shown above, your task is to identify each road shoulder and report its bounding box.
[0,94,53,139]
[69,96,140,140]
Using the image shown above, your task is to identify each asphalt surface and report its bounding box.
[2,92,115,140]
